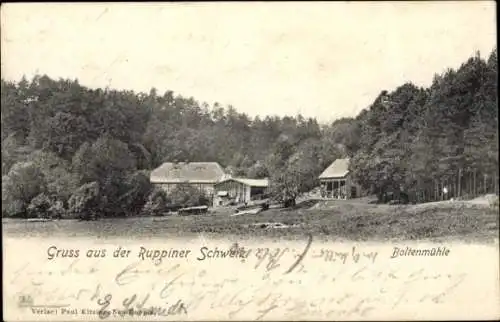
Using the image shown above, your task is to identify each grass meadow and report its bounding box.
[3,197,498,243]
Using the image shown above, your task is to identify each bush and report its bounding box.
[49,200,65,219]
[120,170,153,214]
[27,193,52,218]
[169,184,210,208]
[2,162,46,217]
[67,182,100,220]
[2,199,26,218]
[142,187,170,216]
[27,150,79,203]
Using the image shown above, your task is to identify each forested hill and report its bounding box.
[1,48,497,218]
[349,49,498,200]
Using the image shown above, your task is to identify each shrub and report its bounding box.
[49,200,65,219]
[67,181,100,220]
[2,199,26,218]
[27,150,79,203]
[169,184,210,208]
[27,193,52,218]
[2,162,46,217]
[120,170,153,214]
[142,187,170,216]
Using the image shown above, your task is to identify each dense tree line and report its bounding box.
[1,74,345,218]
[349,49,498,201]
[1,47,497,218]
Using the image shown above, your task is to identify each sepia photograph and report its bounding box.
[2,2,499,321]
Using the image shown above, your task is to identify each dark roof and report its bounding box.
[150,162,227,184]
[319,158,350,179]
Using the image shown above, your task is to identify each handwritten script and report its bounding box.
[4,236,496,321]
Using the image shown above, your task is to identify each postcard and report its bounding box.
[2,2,499,321]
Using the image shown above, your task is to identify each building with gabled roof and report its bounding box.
[150,161,228,196]
[213,177,269,207]
[318,158,360,199]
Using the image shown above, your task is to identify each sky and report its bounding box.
[1,2,497,122]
